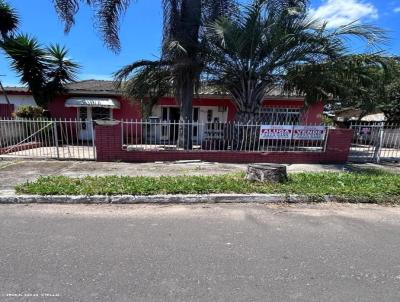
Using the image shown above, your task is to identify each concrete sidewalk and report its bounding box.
[0,159,398,193]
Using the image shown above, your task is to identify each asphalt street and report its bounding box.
[0,203,400,302]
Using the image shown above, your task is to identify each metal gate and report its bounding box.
[0,118,96,160]
[349,122,400,163]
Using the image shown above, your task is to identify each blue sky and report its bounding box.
[1,0,400,86]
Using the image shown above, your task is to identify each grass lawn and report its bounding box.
[15,169,400,203]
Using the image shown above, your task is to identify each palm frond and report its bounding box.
[204,0,387,119]
[1,35,79,107]
[52,0,80,33]
[53,0,130,52]
[0,0,19,39]
[46,44,80,84]
[1,34,47,88]
[96,0,131,52]
[114,59,171,86]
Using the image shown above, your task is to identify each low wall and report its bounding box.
[95,124,353,164]
[0,142,41,155]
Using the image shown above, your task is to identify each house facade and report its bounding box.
[1,80,323,141]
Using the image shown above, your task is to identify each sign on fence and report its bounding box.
[259,125,293,140]
[260,125,326,140]
[293,126,326,140]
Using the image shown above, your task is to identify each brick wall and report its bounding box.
[95,124,353,164]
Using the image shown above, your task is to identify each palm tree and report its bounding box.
[43,44,80,103]
[53,0,235,149]
[0,0,19,40]
[1,35,79,108]
[205,0,386,122]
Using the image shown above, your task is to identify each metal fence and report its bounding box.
[0,118,96,160]
[349,122,400,163]
[121,119,329,153]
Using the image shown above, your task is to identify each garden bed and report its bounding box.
[15,170,400,203]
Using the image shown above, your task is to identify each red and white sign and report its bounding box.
[260,125,326,140]
[293,126,326,140]
[259,125,293,140]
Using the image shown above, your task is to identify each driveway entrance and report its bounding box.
[0,118,96,160]
[349,122,400,163]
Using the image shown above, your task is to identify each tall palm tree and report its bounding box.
[53,0,235,148]
[205,0,386,122]
[0,0,19,40]
[1,35,79,108]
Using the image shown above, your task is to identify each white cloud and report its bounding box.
[394,7,400,13]
[309,0,378,28]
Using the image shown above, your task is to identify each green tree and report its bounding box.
[1,35,79,108]
[0,1,79,109]
[204,0,386,122]
[53,0,235,148]
[0,0,18,40]
[381,91,400,123]
[288,55,400,122]
[381,63,400,123]
[286,55,392,113]
[116,64,173,119]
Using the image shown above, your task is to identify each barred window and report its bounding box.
[258,107,301,125]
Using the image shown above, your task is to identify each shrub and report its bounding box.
[13,105,45,119]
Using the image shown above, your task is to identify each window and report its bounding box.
[79,107,88,120]
[192,108,199,138]
[193,108,199,122]
[92,107,111,120]
[259,107,301,124]
[207,110,213,122]
[162,107,168,121]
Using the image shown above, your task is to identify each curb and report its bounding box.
[0,193,330,204]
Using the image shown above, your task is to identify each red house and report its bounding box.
[1,80,323,141]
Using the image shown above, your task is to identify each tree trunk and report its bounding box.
[172,0,200,150]
[246,164,288,183]
[232,110,261,151]
[176,75,194,150]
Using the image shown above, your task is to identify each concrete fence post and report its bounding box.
[325,128,354,163]
[95,122,122,162]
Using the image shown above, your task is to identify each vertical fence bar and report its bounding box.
[53,121,60,159]
[91,120,96,160]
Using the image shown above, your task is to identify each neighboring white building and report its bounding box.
[0,87,37,110]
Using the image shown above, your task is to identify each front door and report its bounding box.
[160,107,199,142]
[160,107,180,142]
[169,107,180,141]
[78,107,94,141]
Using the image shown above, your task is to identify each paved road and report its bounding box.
[1,203,400,302]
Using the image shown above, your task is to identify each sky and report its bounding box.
[1,0,400,86]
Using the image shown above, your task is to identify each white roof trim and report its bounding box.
[65,97,120,109]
